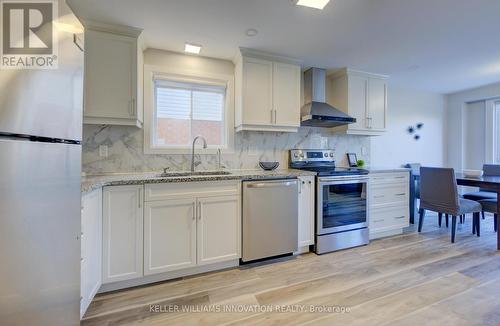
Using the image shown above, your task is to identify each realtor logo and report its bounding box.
[1,0,58,69]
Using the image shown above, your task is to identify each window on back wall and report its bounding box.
[152,79,226,149]
[495,101,500,163]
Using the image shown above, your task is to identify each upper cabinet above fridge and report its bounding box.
[83,21,144,128]
[234,48,302,133]
[328,68,389,136]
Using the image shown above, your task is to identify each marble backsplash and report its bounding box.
[82,125,371,174]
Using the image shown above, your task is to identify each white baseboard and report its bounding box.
[98,259,239,293]
[370,228,403,240]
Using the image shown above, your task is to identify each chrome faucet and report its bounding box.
[191,136,207,172]
[217,148,222,171]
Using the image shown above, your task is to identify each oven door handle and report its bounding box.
[318,177,369,185]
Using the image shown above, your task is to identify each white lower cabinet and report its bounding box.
[298,176,315,247]
[369,172,410,239]
[197,195,241,265]
[81,188,102,319]
[144,199,197,275]
[143,182,241,276]
[102,185,144,283]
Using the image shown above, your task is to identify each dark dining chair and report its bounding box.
[477,199,498,233]
[463,164,500,219]
[418,167,482,243]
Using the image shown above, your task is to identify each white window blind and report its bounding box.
[155,80,225,121]
[496,102,500,163]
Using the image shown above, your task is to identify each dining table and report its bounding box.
[411,172,500,250]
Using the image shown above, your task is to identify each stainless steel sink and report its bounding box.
[159,170,232,177]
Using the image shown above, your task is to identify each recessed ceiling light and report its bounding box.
[296,0,331,10]
[246,28,258,37]
[184,43,202,55]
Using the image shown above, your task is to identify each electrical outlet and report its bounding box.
[99,145,108,157]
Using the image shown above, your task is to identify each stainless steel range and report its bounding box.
[290,149,370,254]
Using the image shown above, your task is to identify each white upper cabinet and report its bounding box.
[273,62,302,127]
[83,22,143,128]
[240,57,274,126]
[368,77,388,130]
[328,68,388,136]
[346,74,368,131]
[235,48,301,132]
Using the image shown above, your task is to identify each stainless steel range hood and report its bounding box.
[301,68,356,127]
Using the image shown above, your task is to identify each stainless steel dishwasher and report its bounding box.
[242,178,298,262]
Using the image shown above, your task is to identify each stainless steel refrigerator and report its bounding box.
[0,1,84,325]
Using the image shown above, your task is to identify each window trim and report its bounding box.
[143,65,235,154]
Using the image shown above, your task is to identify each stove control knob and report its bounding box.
[293,153,299,158]
[300,153,305,158]
[329,153,334,157]
[324,153,328,158]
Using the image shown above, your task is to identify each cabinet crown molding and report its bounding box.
[329,67,389,80]
[83,19,143,37]
[235,47,302,66]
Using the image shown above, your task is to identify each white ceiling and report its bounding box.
[68,0,500,94]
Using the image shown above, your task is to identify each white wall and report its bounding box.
[370,85,446,168]
[446,81,500,170]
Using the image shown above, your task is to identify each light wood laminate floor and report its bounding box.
[82,212,500,326]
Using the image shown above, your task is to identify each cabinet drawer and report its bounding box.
[370,173,409,185]
[370,183,408,206]
[145,181,240,201]
[370,205,409,230]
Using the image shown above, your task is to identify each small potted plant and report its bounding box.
[356,159,365,168]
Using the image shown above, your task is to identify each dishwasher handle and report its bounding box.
[245,180,297,188]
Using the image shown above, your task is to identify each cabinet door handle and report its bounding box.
[367,117,373,129]
[198,202,202,220]
[138,188,142,208]
[274,110,277,124]
[298,181,302,194]
[270,109,274,124]
[129,99,136,117]
[373,219,384,223]
[395,216,406,219]
[192,202,196,220]
[365,79,369,127]
[395,193,406,196]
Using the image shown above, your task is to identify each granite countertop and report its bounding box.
[82,169,317,194]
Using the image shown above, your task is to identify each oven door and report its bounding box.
[317,176,369,235]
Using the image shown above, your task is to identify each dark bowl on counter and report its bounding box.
[259,161,279,171]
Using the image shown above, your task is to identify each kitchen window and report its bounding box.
[484,99,500,164]
[144,66,234,154]
[153,79,226,148]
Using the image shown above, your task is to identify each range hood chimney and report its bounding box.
[301,68,356,128]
